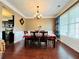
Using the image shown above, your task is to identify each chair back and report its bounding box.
[39,31,48,37]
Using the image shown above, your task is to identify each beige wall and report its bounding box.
[25,18,55,35]
[14,17,55,42]
[13,13,26,31]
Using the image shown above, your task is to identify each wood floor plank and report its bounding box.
[0,41,79,59]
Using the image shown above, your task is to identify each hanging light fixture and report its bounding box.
[34,0,42,19]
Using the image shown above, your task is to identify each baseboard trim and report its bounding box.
[58,40,79,54]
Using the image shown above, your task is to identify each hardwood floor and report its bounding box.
[0,41,79,59]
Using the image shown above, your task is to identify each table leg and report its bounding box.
[24,38,26,47]
[38,38,41,47]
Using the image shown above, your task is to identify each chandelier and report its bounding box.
[34,0,42,19]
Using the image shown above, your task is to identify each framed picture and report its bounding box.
[20,18,24,25]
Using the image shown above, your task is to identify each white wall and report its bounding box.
[0,6,2,40]
[60,36,79,53]
[59,2,79,53]
[13,12,26,43]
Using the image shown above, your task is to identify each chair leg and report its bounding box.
[45,41,47,47]
[38,40,40,47]
[53,39,55,48]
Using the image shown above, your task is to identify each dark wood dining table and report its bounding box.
[23,34,56,48]
[23,30,56,48]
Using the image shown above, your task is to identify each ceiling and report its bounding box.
[0,0,78,18]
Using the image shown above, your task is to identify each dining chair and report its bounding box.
[30,31,39,47]
[39,31,48,47]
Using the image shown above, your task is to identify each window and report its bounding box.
[68,24,75,38]
[59,3,79,39]
[76,23,79,39]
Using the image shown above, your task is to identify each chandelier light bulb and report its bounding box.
[34,0,42,19]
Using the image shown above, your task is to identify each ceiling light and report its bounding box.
[57,5,61,7]
[34,0,42,19]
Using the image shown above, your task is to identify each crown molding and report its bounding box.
[0,0,56,19]
[0,0,26,18]
[56,0,78,17]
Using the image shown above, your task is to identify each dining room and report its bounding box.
[0,0,79,59]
